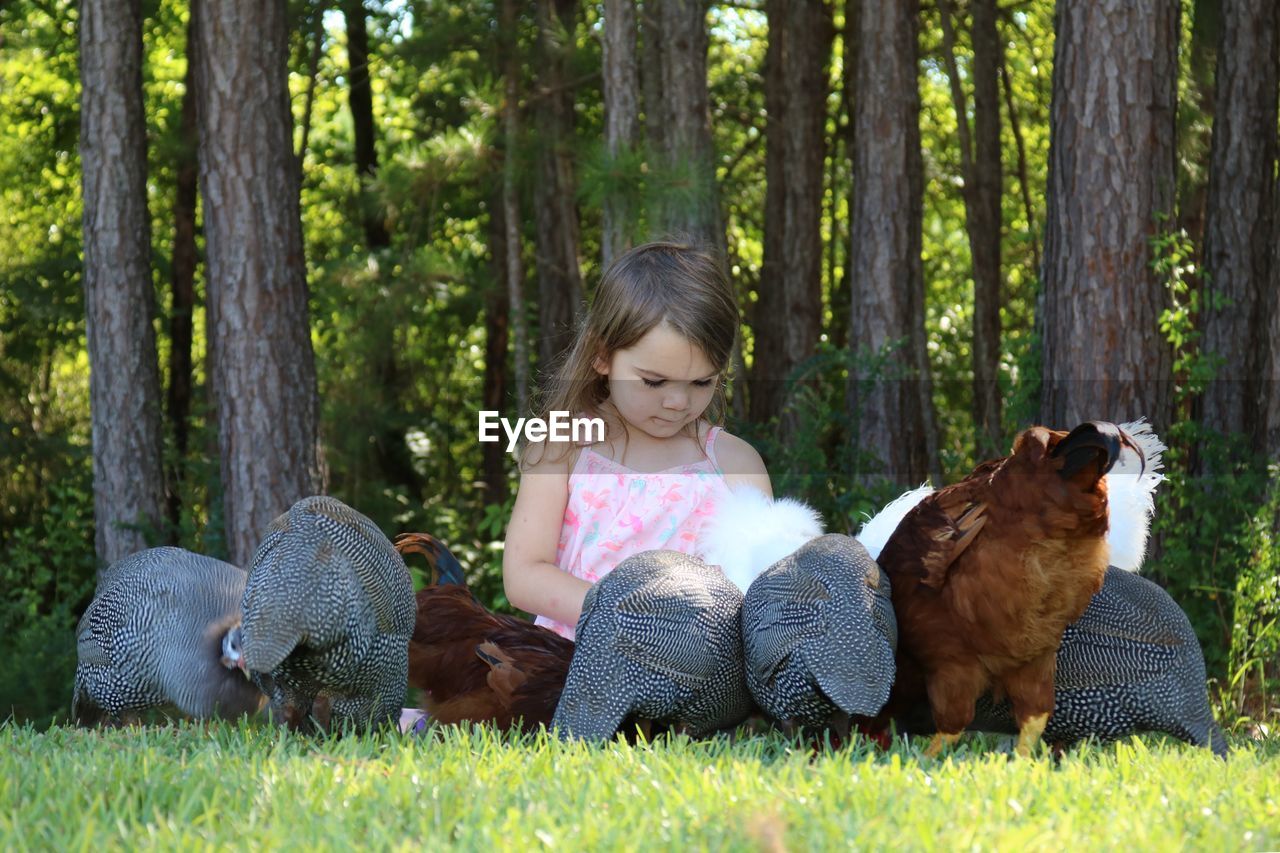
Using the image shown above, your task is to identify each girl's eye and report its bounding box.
[642,377,715,389]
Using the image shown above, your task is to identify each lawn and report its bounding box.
[1,721,1276,850]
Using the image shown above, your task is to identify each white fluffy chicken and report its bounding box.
[699,486,825,593]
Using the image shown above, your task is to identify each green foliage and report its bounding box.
[0,0,89,545]
[0,478,97,729]
[0,722,1276,848]
[1222,476,1280,727]
[2,0,1275,734]
[742,341,920,535]
[1152,429,1271,678]
[1145,225,1274,722]
[0,610,80,730]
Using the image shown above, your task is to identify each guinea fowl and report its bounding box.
[394,532,574,732]
[699,486,899,742]
[876,420,1146,757]
[552,550,753,741]
[239,496,415,733]
[740,533,897,739]
[73,547,265,724]
[885,566,1227,756]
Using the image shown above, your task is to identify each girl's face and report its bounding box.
[595,322,720,441]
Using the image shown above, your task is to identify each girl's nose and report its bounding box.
[663,388,688,411]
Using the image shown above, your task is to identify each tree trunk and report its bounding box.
[1038,0,1178,431]
[847,0,939,487]
[532,0,584,370]
[80,0,167,563]
[601,0,639,268]
[938,0,1003,457]
[484,185,512,504]
[343,0,390,249]
[752,0,833,428]
[644,0,723,255]
[1267,173,1280,458]
[194,0,323,565]
[1200,0,1279,448]
[640,1,665,181]
[166,5,201,539]
[970,0,1003,456]
[500,0,530,414]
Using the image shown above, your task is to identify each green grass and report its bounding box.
[1,721,1277,850]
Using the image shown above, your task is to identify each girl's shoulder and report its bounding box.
[517,438,578,477]
[708,427,773,496]
[707,427,761,466]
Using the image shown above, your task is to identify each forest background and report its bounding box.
[0,0,1277,731]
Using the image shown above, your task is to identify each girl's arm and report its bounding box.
[716,430,774,497]
[503,449,593,627]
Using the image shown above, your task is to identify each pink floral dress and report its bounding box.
[534,425,732,640]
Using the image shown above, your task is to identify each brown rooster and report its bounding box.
[394,533,573,732]
[876,421,1143,758]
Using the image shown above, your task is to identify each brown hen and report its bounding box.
[394,533,573,732]
[876,421,1143,757]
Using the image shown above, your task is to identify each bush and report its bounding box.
[0,607,79,728]
[1221,472,1280,728]
[1147,426,1271,678]
[0,479,97,727]
[741,341,922,536]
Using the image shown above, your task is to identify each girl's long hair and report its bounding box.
[522,241,738,467]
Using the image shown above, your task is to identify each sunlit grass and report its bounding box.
[1,721,1276,849]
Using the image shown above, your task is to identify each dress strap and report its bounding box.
[704,424,724,471]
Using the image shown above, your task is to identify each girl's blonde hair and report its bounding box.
[523,241,738,466]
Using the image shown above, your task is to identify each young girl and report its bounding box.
[503,241,772,640]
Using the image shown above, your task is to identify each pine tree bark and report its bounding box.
[166,5,201,538]
[532,0,584,369]
[1267,175,1280,458]
[80,0,167,563]
[484,185,512,504]
[643,0,723,254]
[194,0,323,565]
[847,0,939,487]
[500,0,530,414]
[938,0,1003,457]
[1038,0,1178,430]
[601,0,639,268]
[1200,0,1278,448]
[752,0,833,427]
[343,0,390,249]
[970,0,1003,456]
